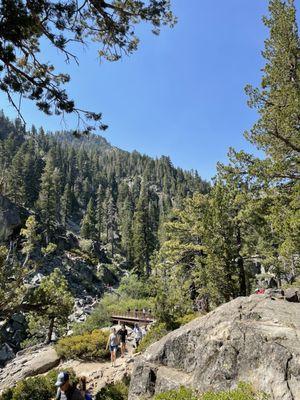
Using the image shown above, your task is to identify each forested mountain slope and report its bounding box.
[0,111,209,274]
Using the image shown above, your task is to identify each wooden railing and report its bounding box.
[110,311,155,325]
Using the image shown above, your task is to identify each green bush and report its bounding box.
[101,293,155,315]
[175,312,200,327]
[55,329,110,360]
[70,247,98,265]
[72,302,111,335]
[154,387,198,400]
[137,323,169,353]
[95,378,130,400]
[0,369,76,400]
[282,277,300,289]
[6,376,53,400]
[200,382,268,400]
[73,293,155,332]
[117,274,155,299]
[153,383,268,400]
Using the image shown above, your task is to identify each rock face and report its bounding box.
[0,313,28,366]
[129,295,300,400]
[0,345,60,393]
[0,195,29,242]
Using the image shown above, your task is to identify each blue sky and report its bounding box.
[0,0,285,179]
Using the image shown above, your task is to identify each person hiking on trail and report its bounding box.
[142,308,146,320]
[79,376,92,400]
[117,323,128,358]
[55,371,84,400]
[133,323,143,348]
[106,327,119,367]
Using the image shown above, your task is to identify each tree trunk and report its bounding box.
[22,252,29,267]
[47,317,55,344]
[111,234,114,258]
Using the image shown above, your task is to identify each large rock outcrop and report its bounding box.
[129,295,300,400]
[0,345,60,393]
[0,195,29,242]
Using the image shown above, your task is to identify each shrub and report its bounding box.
[199,382,268,400]
[41,242,57,256]
[137,323,169,353]
[117,274,155,299]
[153,383,268,400]
[6,376,53,400]
[72,302,111,335]
[55,329,110,360]
[95,378,130,400]
[71,286,155,334]
[100,293,155,315]
[79,239,93,253]
[0,369,76,400]
[175,312,200,327]
[154,387,198,400]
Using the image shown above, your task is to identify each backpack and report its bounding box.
[85,394,93,400]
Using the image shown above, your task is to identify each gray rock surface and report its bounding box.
[129,295,300,400]
[0,195,29,242]
[0,345,60,393]
[0,343,15,365]
[0,313,28,366]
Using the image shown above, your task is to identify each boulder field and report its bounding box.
[129,294,300,400]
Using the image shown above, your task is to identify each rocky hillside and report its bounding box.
[129,292,300,400]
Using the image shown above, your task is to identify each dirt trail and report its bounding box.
[61,336,137,395]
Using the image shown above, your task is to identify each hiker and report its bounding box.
[79,376,92,400]
[106,327,119,367]
[55,371,84,400]
[133,323,143,348]
[255,288,265,294]
[142,308,146,320]
[134,307,138,318]
[117,323,128,358]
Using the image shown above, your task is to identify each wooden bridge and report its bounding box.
[110,311,155,326]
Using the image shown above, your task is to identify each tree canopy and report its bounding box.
[0,0,176,131]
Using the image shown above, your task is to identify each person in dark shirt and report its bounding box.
[55,372,84,400]
[117,324,128,358]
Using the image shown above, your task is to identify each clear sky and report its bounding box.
[1,0,294,180]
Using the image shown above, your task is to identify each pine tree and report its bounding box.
[20,216,41,267]
[61,183,73,227]
[27,269,74,343]
[227,0,300,280]
[240,0,300,181]
[52,167,62,223]
[6,148,26,205]
[107,193,118,257]
[96,185,105,241]
[23,140,43,206]
[36,156,57,243]
[120,196,134,264]
[80,198,97,240]
[132,181,152,276]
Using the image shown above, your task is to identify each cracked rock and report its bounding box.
[129,295,300,400]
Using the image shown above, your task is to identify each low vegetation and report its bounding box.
[55,329,110,361]
[0,369,76,400]
[153,383,268,400]
[72,274,155,335]
[95,378,130,400]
